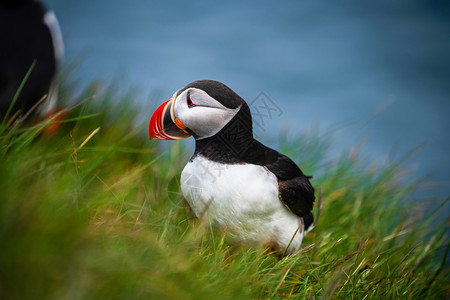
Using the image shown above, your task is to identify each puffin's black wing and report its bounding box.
[247,141,315,228]
[267,153,315,216]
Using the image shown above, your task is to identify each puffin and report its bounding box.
[0,0,64,119]
[149,80,315,255]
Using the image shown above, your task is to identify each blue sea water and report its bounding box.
[44,0,450,200]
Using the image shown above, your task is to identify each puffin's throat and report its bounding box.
[193,103,254,163]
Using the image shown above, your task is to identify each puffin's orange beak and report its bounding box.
[148,98,191,140]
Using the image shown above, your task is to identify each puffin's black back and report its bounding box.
[0,0,56,117]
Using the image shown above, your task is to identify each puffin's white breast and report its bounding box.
[181,155,304,253]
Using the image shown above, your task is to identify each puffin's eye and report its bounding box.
[186,93,196,108]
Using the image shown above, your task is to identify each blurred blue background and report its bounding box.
[44,0,449,198]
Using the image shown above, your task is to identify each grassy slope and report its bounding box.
[0,86,448,299]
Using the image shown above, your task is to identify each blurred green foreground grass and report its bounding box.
[0,84,448,299]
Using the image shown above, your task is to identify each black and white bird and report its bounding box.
[0,0,64,118]
[149,80,315,255]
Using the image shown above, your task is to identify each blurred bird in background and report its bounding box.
[0,0,64,121]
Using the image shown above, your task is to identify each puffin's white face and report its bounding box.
[172,88,240,139]
[149,80,246,141]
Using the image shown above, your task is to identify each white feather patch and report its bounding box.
[181,155,306,254]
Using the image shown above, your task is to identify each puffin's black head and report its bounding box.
[149,80,251,140]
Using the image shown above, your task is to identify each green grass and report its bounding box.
[0,83,448,299]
